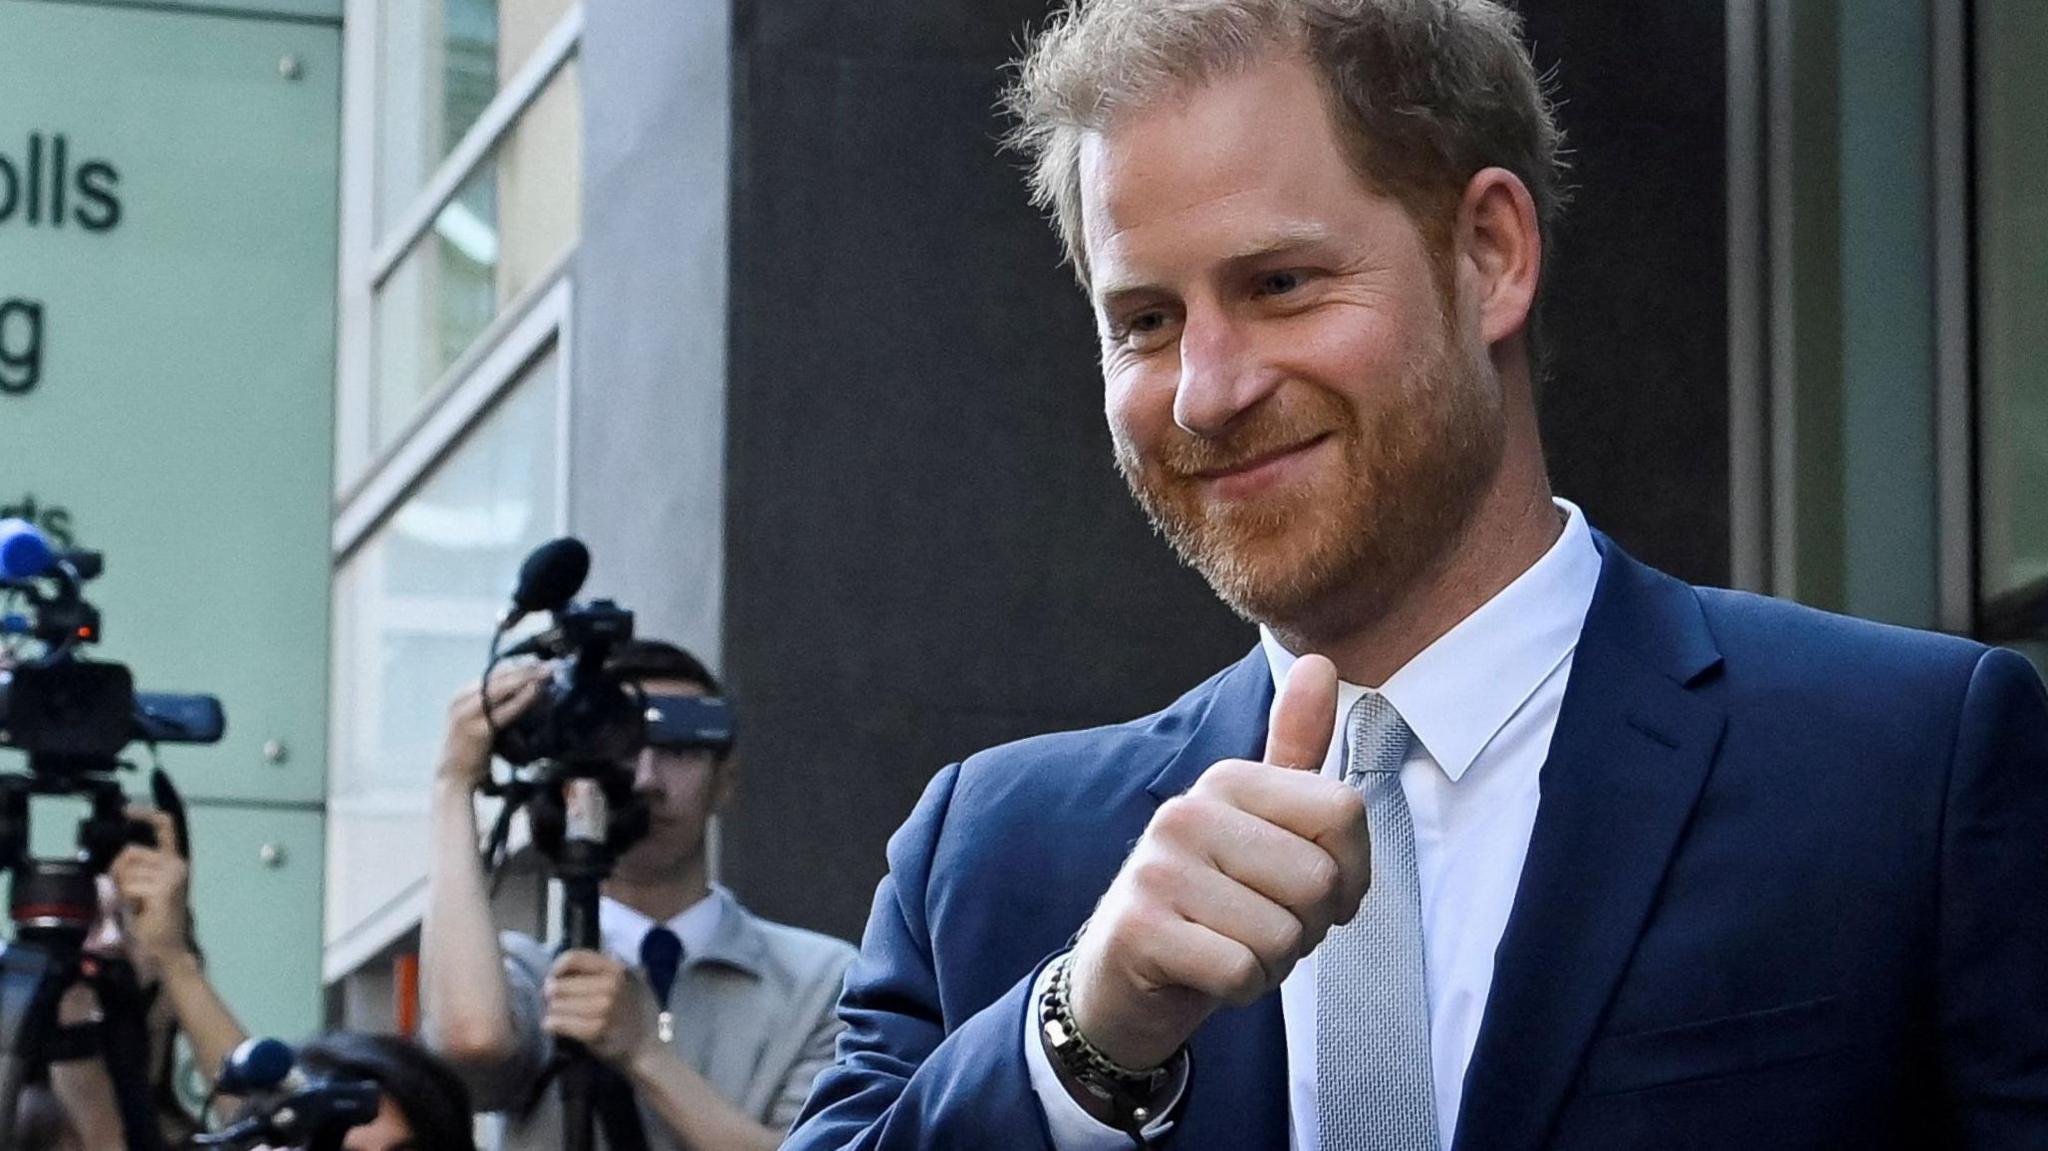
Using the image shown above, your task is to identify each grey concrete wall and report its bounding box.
[570,0,731,667]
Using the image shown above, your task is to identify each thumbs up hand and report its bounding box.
[1063,655,1371,1072]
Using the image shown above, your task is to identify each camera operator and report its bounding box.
[422,640,855,1151]
[38,803,251,1145]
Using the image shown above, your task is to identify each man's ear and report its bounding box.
[1456,167,1541,347]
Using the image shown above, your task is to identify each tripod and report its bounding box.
[494,757,650,1151]
[0,769,168,1151]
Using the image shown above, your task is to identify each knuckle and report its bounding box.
[1270,916,1306,960]
[1152,796,1202,840]
[1300,853,1341,902]
[1127,852,1182,897]
[1222,949,1264,1001]
[1195,759,1251,794]
[1329,784,1368,826]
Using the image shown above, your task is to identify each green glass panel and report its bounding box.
[0,2,338,804]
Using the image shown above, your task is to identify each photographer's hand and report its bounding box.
[543,951,786,1151]
[111,807,192,968]
[436,664,552,790]
[111,805,250,1091]
[542,950,657,1065]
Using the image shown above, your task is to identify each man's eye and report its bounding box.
[1109,310,1174,349]
[1255,270,1308,297]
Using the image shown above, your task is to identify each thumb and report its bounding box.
[1263,654,1338,772]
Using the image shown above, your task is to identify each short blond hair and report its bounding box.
[1004,0,1567,296]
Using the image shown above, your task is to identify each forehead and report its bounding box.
[1077,53,1379,293]
[637,676,707,699]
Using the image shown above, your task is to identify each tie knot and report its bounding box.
[1344,692,1411,781]
[640,926,684,1006]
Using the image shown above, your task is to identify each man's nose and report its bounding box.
[1172,304,1280,437]
[632,753,660,793]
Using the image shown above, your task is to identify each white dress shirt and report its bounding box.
[598,886,725,970]
[1029,499,1601,1150]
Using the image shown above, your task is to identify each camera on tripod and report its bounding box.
[0,518,228,1151]
[474,537,735,1151]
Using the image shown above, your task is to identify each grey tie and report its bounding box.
[1316,692,1439,1150]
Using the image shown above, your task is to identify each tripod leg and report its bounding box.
[90,962,169,1151]
[0,941,68,1151]
[559,864,604,1151]
[0,1050,28,1151]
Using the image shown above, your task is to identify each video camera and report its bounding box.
[484,537,734,768]
[0,518,224,771]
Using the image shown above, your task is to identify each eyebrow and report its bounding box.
[1093,224,1342,311]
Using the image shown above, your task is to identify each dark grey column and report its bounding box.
[1520,2,1733,585]
[723,1,1255,942]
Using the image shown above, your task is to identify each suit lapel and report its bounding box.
[1145,646,1275,803]
[1452,538,1726,1151]
[1146,648,1292,1149]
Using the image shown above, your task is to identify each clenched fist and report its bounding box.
[543,949,660,1066]
[1065,654,1370,1070]
[110,806,194,970]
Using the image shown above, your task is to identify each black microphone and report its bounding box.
[505,537,591,627]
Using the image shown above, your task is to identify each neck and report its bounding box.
[604,857,710,923]
[1281,406,1561,686]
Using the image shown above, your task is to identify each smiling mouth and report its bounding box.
[1190,433,1334,482]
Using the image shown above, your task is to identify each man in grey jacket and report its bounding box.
[422,639,855,1151]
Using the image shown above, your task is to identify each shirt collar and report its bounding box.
[1260,498,1601,782]
[599,886,726,966]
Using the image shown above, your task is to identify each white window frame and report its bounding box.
[336,0,583,495]
[326,0,583,981]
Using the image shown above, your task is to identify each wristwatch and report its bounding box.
[1037,952,1189,1133]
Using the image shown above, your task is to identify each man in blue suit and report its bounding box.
[786,1,2048,1147]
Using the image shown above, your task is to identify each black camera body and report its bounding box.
[0,659,135,761]
[493,598,644,767]
[0,540,225,771]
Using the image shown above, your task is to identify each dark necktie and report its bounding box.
[588,927,685,1151]
[641,926,684,1044]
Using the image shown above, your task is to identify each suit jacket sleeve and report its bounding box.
[1937,646,2048,1138]
[783,763,1060,1151]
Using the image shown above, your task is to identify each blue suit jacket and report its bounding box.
[786,536,2048,1149]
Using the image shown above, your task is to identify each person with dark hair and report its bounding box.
[37,801,251,1147]
[421,638,856,1150]
[295,1031,478,1151]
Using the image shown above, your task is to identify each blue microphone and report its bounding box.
[0,518,55,581]
[218,1037,298,1094]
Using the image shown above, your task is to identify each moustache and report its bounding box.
[1147,409,1348,480]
